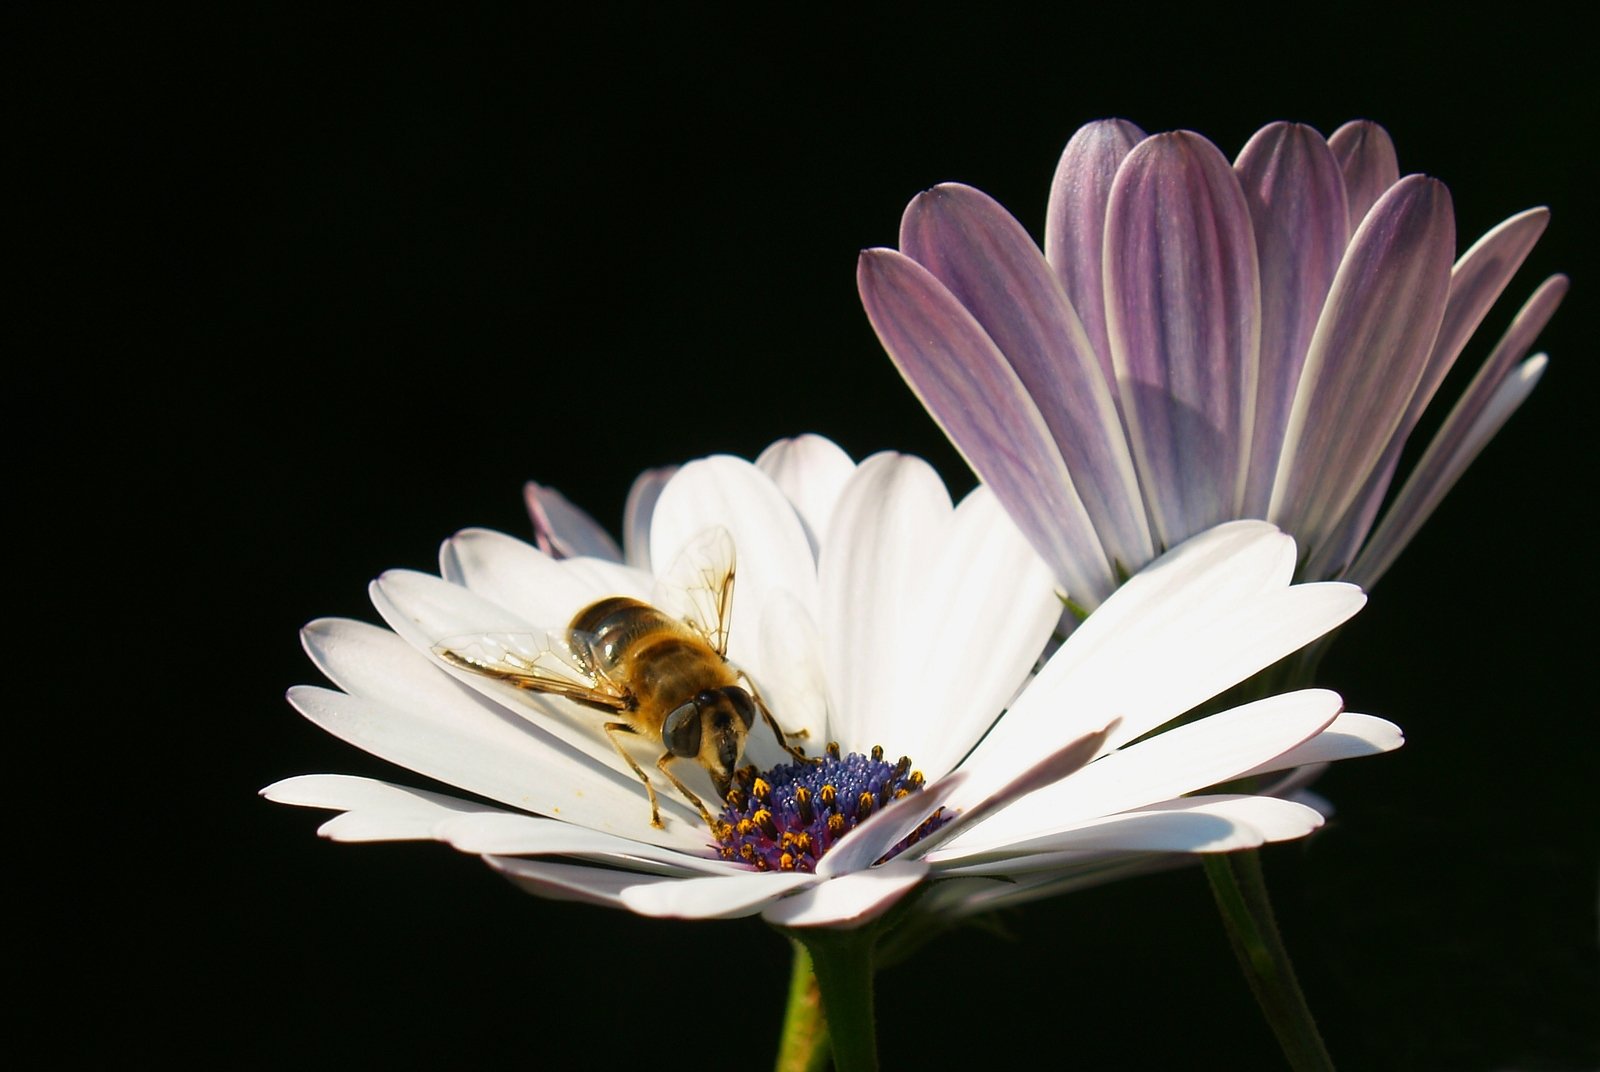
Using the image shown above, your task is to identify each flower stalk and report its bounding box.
[786,927,879,1072]
[775,939,831,1072]
[1205,851,1334,1072]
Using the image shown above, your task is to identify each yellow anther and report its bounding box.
[827,814,846,837]
[857,792,875,819]
[779,852,796,872]
[795,786,815,824]
[754,809,778,838]
[819,784,837,808]
[752,777,772,801]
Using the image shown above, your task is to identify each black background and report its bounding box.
[24,6,1595,1069]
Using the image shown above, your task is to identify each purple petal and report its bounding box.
[1304,208,1550,578]
[1268,175,1455,558]
[1045,118,1147,388]
[1234,122,1351,517]
[858,248,1117,602]
[1348,274,1565,587]
[1328,120,1400,232]
[900,183,1153,573]
[1103,131,1261,550]
[523,481,623,562]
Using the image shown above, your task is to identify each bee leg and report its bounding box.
[603,722,664,829]
[655,752,715,828]
[740,673,820,763]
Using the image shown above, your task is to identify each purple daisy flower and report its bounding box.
[859,120,1563,605]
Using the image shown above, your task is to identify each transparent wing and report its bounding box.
[653,525,736,658]
[433,630,632,711]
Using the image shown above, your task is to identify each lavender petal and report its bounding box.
[1234,122,1351,518]
[1268,175,1455,559]
[1103,131,1262,551]
[1045,118,1147,389]
[1347,274,1566,587]
[1329,120,1400,233]
[858,248,1117,602]
[901,183,1153,575]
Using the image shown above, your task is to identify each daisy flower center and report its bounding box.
[713,744,948,872]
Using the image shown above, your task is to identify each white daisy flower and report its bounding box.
[265,435,1400,928]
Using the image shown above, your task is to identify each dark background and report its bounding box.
[24,7,1594,1069]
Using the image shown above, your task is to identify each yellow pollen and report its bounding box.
[819,784,837,808]
[752,777,772,801]
[827,814,845,837]
[779,852,796,871]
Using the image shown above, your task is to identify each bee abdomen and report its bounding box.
[572,597,680,671]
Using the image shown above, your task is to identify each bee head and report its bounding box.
[662,687,757,800]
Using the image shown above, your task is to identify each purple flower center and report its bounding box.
[713,744,949,872]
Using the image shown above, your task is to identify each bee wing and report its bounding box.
[653,524,736,658]
[433,630,632,711]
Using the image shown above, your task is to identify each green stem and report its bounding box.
[774,939,831,1072]
[1205,850,1335,1071]
[787,927,878,1072]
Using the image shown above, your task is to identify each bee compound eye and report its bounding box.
[662,700,702,757]
[726,688,757,730]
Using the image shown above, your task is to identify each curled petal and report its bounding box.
[524,482,622,562]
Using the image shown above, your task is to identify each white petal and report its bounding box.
[433,811,738,875]
[760,860,929,928]
[912,723,1113,859]
[262,773,502,842]
[882,486,1061,779]
[755,434,857,558]
[1239,711,1403,776]
[620,871,814,919]
[755,590,833,754]
[439,528,618,625]
[964,524,1363,778]
[486,856,664,909]
[814,771,971,878]
[944,690,1342,856]
[819,453,952,751]
[938,795,1322,872]
[649,455,820,673]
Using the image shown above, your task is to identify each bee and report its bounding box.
[434,526,811,829]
